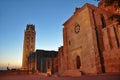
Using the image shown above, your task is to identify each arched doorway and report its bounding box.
[76,56,81,69]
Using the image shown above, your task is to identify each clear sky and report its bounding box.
[0,0,99,70]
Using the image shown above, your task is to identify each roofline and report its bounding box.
[63,3,98,26]
[36,49,58,52]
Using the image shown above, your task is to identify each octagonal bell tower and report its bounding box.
[22,24,36,70]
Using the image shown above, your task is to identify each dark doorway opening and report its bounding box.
[76,56,81,69]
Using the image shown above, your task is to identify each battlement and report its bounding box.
[26,24,35,31]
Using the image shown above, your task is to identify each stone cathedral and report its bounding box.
[58,0,120,76]
[22,0,120,76]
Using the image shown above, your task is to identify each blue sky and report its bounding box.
[0,0,99,69]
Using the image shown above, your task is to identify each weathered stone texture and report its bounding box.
[28,50,58,74]
[98,0,120,14]
[22,24,36,70]
[58,1,120,76]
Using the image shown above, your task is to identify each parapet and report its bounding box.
[26,24,35,31]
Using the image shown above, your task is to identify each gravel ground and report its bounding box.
[0,73,120,80]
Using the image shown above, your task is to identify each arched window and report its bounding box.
[76,56,81,69]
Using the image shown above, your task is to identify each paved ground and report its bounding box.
[0,73,120,80]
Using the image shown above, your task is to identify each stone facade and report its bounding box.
[58,1,120,76]
[22,24,36,70]
[28,50,58,74]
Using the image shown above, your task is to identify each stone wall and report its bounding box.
[58,46,65,75]
[28,50,58,74]
[63,4,101,74]
[102,23,120,72]
[58,2,120,76]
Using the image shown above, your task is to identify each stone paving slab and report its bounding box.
[0,73,120,80]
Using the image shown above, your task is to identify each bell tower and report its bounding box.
[22,24,36,70]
